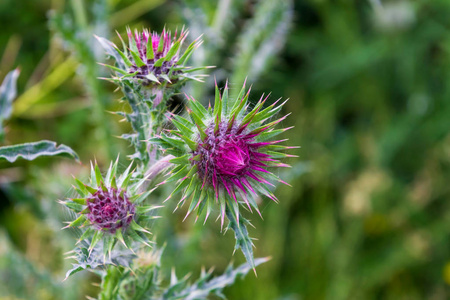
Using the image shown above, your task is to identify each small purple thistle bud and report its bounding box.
[124,28,189,87]
[97,27,210,98]
[86,187,135,233]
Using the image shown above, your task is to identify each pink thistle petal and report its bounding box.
[249,172,275,187]
[236,188,252,212]
[245,171,263,183]
[222,179,237,203]
[231,178,247,194]
[249,139,288,149]
[249,159,269,168]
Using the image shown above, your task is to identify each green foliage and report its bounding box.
[0,68,19,142]
[49,0,117,161]
[182,0,293,100]
[10,0,450,299]
[65,240,136,280]
[0,69,79,163]
[0,230,82,300]
[61,159,160,264]
[160,257,269,300]
[95,246,268,300]
[0,140,79,163]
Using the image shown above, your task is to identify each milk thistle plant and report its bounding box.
[58,26,294,299]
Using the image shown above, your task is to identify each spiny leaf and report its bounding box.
[225,199,255,271]
[0,140,79,163]
[0,68,19,141]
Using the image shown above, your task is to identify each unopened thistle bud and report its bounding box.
[86,186,134,232]
[97,27,209,91]
[60,158,161,255]
[154,82,295,226]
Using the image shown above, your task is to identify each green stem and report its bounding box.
[98,266,121,300]
[70,0,88,30]
[122,84,151,169]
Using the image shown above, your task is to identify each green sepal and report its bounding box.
[78,227,95,242]
[154,57,165,67]
[214,84,222,120]
[165,40,181,62]
[115,229,132,250]
[67,215,86,228]
[252,100,285,124]
[112,45,133,66]
[64,201,85,213]
[89,230,103,253]
[118,163,134,189]
[102,234,115,259]
[159,134,188,150]
[160,74,172,83]
[221,82,229,114]
[128,228,151,247]
[187,109,205,129]
[230,90,248,118]
[130,50,146,67]
[195,123,207,141]
[171,114,192,129]
[129,189,152,205]
[135,205,161,215]
[71,198,87,205]
[172,118,194,137]
[145,73,160,84]
[84,184,97,195]
[111,175,117,189]
[130,220,151,234]
[74,178,88,196]
[157,34,165,53]
[165,165,189,183]
[240,100,264,126]
[175,133,197,151]
[188,97,208,119]
[256,128,287,141]
[146,34,154,60]
[99,181,108,192]
[94,163,103,187]
[169,155,190,165]
[100,63,128,75]
[105,157,119,185]
[177,41,196,66]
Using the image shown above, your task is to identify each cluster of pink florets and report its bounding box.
[86,187,135,233]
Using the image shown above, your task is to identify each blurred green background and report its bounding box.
[1,0,450,299]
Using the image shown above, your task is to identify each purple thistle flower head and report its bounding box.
[86,187,135,233]
[193,120,269,198]
[155,82,295,226]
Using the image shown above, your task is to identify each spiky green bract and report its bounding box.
[153,82,293,269]
[60,158,161,259]
[96,27,209,90]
